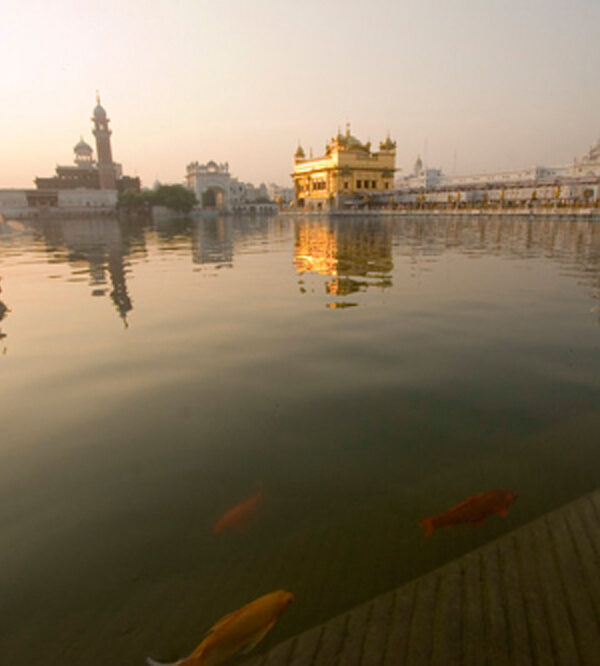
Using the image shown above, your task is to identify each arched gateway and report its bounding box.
[185,160,233,211]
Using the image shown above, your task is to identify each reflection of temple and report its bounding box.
[294,219,394,295]
[40,218,139,325]
[294,223,339,276]
[191,218,233,266]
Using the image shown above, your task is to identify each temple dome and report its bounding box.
[74,137,92,155]
[337,125,369,152]
[345,134,364,148]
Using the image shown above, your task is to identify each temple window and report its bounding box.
[357,180,362,188]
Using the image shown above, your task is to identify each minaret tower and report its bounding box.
[92,93,117,189]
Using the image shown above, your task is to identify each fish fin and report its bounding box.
[208,607,245,634]
[419,517,436,537]
[448,493,485,512]
[498,508,508,517]
[239,619,277,654]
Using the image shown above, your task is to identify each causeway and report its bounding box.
[241,489,600,666]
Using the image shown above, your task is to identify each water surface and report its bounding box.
[1,215,599,665]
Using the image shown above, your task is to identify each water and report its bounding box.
[1,214,599,665]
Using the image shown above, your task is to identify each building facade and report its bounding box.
[393,137,600,208]
[185,160,273,212]
[292,125,396,210]
[34,95,140,196]
[267,183,295,206]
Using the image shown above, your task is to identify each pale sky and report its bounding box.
[1,0,599,189]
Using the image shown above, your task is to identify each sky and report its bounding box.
[1,0,599,189]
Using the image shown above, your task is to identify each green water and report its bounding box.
[1,215,599,665]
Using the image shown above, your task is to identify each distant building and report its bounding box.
[1,96,140,217]
[394,137,600,207]
[267,183,294,206]
[292,124,396,210]
[185,160,274,212]
[34,94,140,196]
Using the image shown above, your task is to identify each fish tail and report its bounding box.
[146,657,180,666]
[419,516,436,537]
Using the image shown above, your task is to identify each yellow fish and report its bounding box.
[147,590,294,666]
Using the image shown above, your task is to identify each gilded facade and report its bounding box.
[292,125,396,210]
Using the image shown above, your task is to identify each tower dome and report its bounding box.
[93,103,106,121]
[414,155,423,175]
[93,93,107,121]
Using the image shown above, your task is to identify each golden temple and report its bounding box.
[292,124,396,211]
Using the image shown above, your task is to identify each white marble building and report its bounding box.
[185,161,233,209]
[0,190,29,217]
[267,183,295,205]
[185,160,273,212]
[395,137,600,206]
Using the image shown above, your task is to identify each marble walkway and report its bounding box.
[240,489,600,666]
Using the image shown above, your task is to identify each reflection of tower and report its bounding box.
[107,242,133,327]
[42,219,134,327]
[0,277,8,352]
[92,93,116,190]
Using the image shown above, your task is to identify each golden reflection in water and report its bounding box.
[325,302,359,309]
[293,223,338,276]
[293,220,394,302]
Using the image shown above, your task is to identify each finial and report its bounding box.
[346,122,350,137]
[96,90,100,105]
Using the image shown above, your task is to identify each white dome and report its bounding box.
[74,138,92,154]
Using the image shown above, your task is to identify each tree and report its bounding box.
[154,185,198,213]
[117,189,152,211]
[118,185,197,214]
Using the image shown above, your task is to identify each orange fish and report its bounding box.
[419,489,517,536]
[212,490,263,534]
[147,590,294,666]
